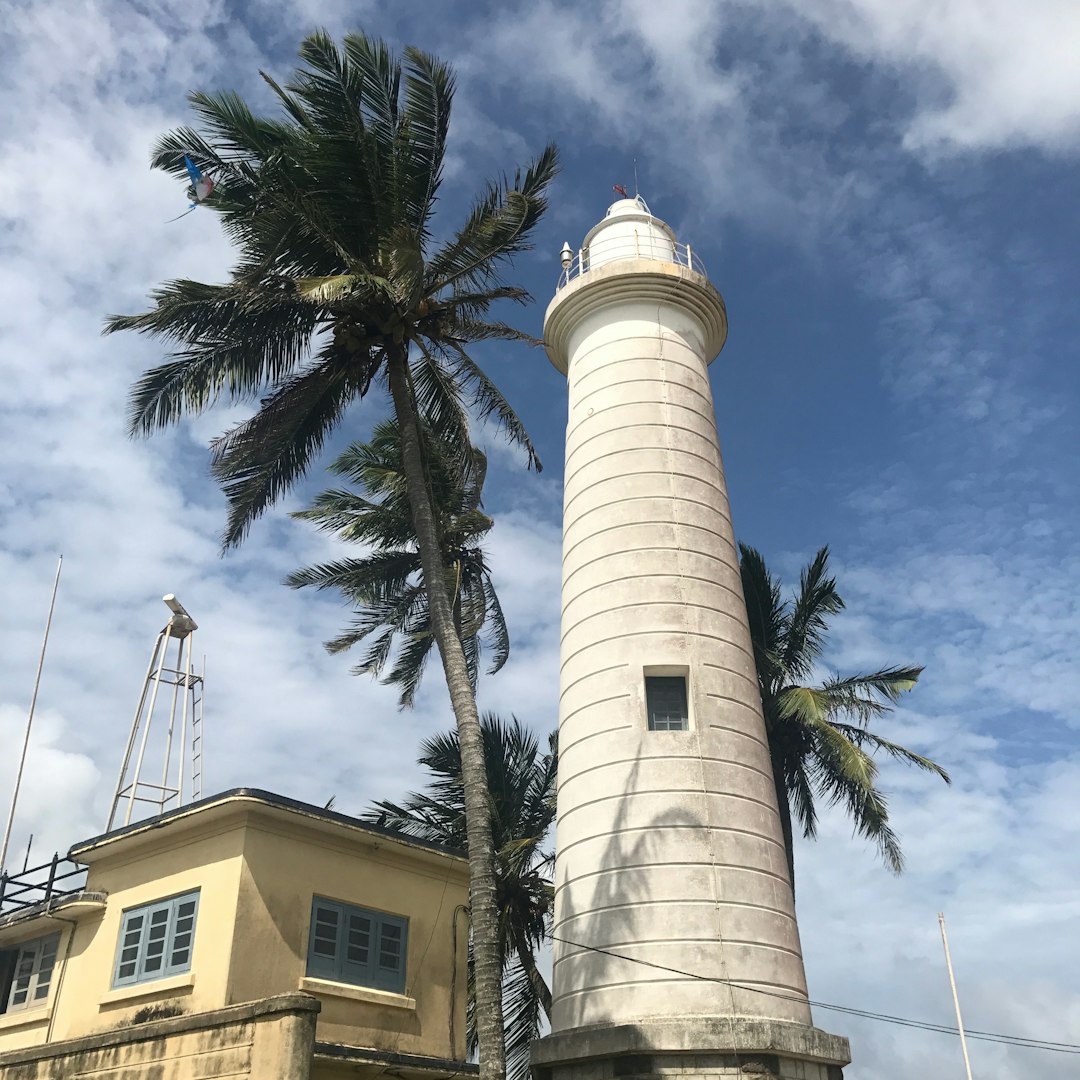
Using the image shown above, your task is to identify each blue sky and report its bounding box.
[1,2,1078,1076]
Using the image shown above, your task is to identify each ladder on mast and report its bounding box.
[106,595,205,831]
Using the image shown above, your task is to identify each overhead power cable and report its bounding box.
[551,935,1080,1056]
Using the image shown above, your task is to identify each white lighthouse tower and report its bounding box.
[533,198,850,1080]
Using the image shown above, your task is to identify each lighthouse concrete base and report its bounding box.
[532,1019,850,1080]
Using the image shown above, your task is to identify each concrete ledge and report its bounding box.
[533,1018,850,1068]
[0,1006,50,1034]
[544,260,729,375]
[0,892,107,938]
[99,971,196,1007]
[314,1042,479,1075]
[0,992,320,1066]
[299,976,416,1010]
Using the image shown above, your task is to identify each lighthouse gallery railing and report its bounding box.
[558,236,706,290]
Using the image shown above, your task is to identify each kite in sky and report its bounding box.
[167,155,215,222]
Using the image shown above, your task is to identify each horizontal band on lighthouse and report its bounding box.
[567,399,720,441]
[554,717,769,762]
[565,447,729,501]
[564,464,728,512]
[560,601,755,654]
[555,726,772,773]
[561,572,746,620]
[567,328,713,367]
[561,541,738,593]
[571,355,712,400]
[555,753,776,795]
[550,973,810,1004]
[572,376,716,416]
[565,418,723,471]
[559,662,631,702]
[563,491,734,539]
[555,798,783,842]
[562,519,738,571]
[552,895,798,927]
[553,936,807,966]
[552,855,790,898]
[558,692,633,731]
[559,632,761,680]
[570,369,712,406]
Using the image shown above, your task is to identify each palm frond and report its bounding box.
[209,354,365,548]
[108,280,320,435]
[826,723,951,782]
[744,544,946,880]
[783,546,844,678]
[449,345,542,471]
[284,551,418,596]
[398,45,454,238]
[739,543,787,698]
[426,143,559,294]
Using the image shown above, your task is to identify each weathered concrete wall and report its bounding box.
[544,250,811,1033]
[50,818,248,1043]
[231,813,469,1061]
[532,1019,849,1080]
[0,993,318,1079]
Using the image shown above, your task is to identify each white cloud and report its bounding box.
[789,0,1080,154]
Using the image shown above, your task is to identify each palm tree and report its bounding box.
[104,32,558,1079]
[739,544,950,887]
[286,418,508,706]
[364,715,556,1080]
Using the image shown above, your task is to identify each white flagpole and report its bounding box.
[938,912,974,1080]
[1,555,63,873]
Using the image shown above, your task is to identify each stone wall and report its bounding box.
[0,993,319,1079]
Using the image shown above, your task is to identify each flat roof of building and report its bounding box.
[69,787,467,865]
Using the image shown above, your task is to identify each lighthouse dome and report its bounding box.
[582,194,676,270]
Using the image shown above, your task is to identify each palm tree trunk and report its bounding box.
[387,346,506,1080]
[771,759,797,895]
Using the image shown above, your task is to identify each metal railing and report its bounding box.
[0,853,87,916]
[558,237,707,290]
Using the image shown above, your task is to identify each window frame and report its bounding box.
[645,672,690,731]
[306,897,408,995]
[1,933,60,1013]
[112,889,200,989]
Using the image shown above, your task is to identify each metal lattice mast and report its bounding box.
[106,595,205,831]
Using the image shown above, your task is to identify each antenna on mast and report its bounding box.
[1,556,62,874]
[938,912,975,1080]
[106,595,205,831]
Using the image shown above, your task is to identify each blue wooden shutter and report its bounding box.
[165,893,199,975]
[373,914,407,993]
[307,899,343,980]
[113,892,199,988]
[139,899,173,979]
[114,908,147,986]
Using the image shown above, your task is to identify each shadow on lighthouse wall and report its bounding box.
[553,754,709,1030]
[552,739,809,1032]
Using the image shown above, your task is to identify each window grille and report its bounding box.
[646,675,689,731]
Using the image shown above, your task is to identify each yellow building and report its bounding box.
[0,789,473,1079]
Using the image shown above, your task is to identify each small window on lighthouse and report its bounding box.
[645,675,689,731]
